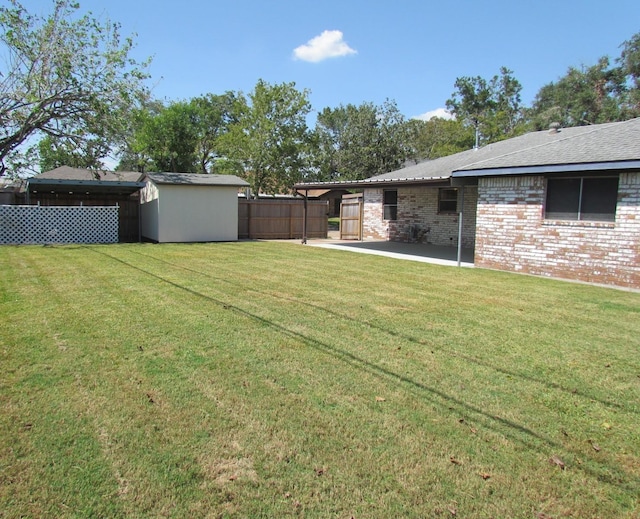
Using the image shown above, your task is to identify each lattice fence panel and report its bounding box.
[0,205,119,245]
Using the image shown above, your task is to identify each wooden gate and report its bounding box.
[340,193,363,240]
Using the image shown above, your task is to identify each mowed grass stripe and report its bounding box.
[1,242,638,518]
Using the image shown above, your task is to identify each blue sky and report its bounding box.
[25,0,640,122]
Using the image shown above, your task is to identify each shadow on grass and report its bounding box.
[88,246,638,493]
[122,247,625,411]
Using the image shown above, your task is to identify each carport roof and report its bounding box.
[38,166,144,182]
[27,177,145,195]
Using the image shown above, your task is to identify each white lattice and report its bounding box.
[0,205,119,245]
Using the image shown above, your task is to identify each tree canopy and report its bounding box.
[312,100,410,181]
[528,35,640,129]
[3,1,640,182]
[219,79,313,196]
[0,0,150,176]
[446,67,524,147]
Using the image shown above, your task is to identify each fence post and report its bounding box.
[302,191,308,244]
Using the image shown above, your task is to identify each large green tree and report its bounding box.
[618,32,640,115]
[0,0,150,176]
[529,58,626,129]
[189,92,243,174]
[117,92,241,173]
[446,67,524,147]
[312,100,409,181]
[527,32,640,130]
[220,79,312,196]
[135,101,199,173]
[404,117,474,162]
[38,134,107,172]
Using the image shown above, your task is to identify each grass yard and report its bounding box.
[0,241,639,518]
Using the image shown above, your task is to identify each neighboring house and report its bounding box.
[295,118,640,290]
[296,188,351,217]
[140,172,249,243]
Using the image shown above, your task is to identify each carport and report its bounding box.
[295,176,475,268]
[25,177,145,242]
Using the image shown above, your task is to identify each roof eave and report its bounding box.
[294,176,452,190]
[452,160,640,178]
[27,178,146,194]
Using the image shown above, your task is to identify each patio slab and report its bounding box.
[305,239,475,268]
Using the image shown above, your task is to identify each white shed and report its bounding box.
[140,172,249,243]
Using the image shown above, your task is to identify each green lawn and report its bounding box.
[1,242,638,518]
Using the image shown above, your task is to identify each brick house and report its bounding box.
[295,118,640,289]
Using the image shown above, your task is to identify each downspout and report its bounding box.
[302,189,308,244]
[457,187,464,267]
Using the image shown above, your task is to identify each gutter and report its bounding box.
[294,176,452,190]
[451,160,640,178]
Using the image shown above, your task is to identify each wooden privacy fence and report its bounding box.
[238,199,328,239]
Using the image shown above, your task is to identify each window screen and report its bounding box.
[545,176,618,222]
[383,190,397,220]
[438,188,458,213]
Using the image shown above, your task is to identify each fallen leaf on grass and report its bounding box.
[375,396,386,402]
[588,440,601,452]
[479,472,491,480]
[447,505,457,515]
[549,455,565,470]
[449,456,462,465]
[601,422,612,430]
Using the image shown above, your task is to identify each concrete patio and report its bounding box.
[304,238,475,268]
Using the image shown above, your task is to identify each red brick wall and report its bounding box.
[475,173,640,289]
[363,186,477,248]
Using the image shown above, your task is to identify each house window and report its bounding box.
[545,176,618,222]
[438,188,458,214]
[383,189,397,220]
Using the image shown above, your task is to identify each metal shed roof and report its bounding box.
[27,177,145,195]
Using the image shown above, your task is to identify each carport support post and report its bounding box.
[302,190,308,244]
[457,187,464,267]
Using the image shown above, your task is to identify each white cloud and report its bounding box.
[413,108,453,121]
[293,30,357,63]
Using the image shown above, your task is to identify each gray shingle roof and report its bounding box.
[372,118,640,182]
[146,172,249,187]
[454,117,640,174]
[295,118,640,190]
